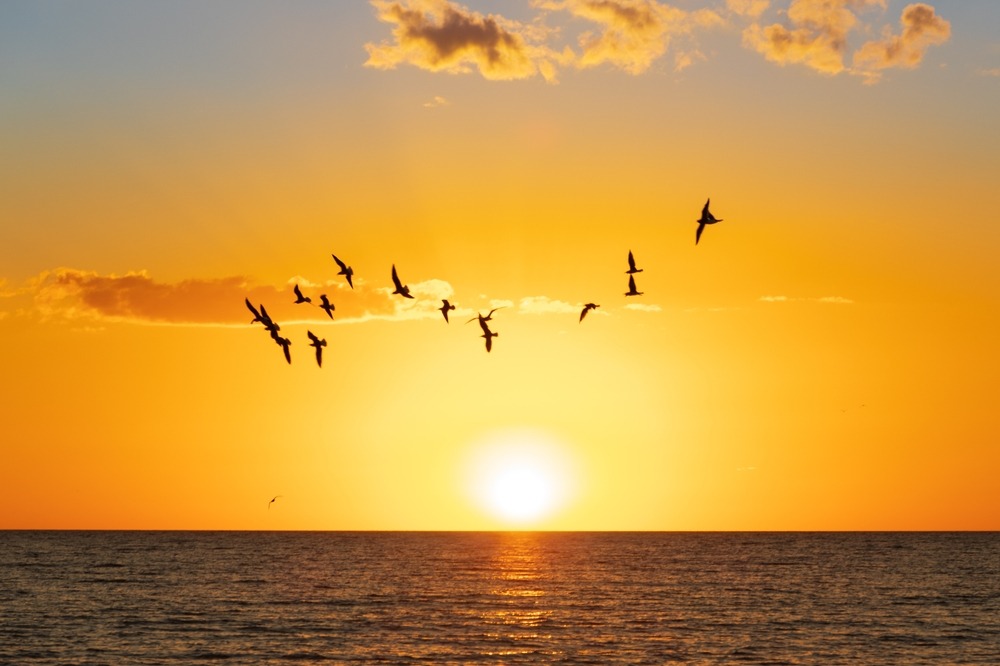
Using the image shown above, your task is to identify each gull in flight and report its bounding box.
[481,325,499,353]
[626,250,643,274]
[332,254,354,289]
[275,336,292,364]
[466,306,505,326]
[579,303,599,322]
[307,331,327,368]
[293,284,312,305]
[391,265,413,299]
[696,198,723,245]
[319,294,335,319]
[625,274,643,297]
[439,299,456,323]
[268,495,282,509]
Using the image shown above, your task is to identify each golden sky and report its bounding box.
[2,0,998,530]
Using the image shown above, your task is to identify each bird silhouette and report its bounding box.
[319,294,335,319]
[307,331,327,368]
[626,250,643,274]
[696,198,723,245]
[391,265,413,299]
[481,328,499,352]
[625,274,643,297]
[293,284,311,304]
[466,306,505,326]
[246,298,266,325]
[332,254,354,289]
[268,495,282,509]
[439,299,456,322]
[275,336,292,364]
[580,303,599,322]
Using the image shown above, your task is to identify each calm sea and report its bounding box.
[1,531,997,664]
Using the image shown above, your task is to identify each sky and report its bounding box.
[2,0,998,530]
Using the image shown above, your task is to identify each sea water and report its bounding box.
[1,531,997,664]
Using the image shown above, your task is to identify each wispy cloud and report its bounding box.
[624,302,662,312]
[518,295,580,315]
[978,67,1000,78]
[727,0,770,19]
[423,95,451,107]
[852,3,951,84]
[365,0,567,82]
[760,295,854,304]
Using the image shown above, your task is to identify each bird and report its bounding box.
[293,284,311,304]
[466,306,505,326]
[696,198,723,245]
[319,294,335,319]
[625,274,643,296]
[245,298,265,325]
[580,303,599,322]
[275,336,292,364]
[439,299,456,322]
[626,250,643,274]
[307,331,327,368]
[332,254,354,289]
[268,495,282,509]
[481,328,499,352]
[391,265,413,299]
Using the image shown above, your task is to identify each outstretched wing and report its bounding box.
[695,222,705,245]
[391,264,403,290]
[332,254,348,272]
[245,298,262,321]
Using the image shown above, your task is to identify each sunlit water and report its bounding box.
[1,532,997,664]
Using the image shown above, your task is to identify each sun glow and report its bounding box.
[465,428,577,527]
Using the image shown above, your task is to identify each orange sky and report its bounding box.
[2,0,998,530]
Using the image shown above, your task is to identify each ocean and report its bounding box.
[1,531,997,664]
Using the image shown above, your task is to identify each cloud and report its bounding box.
[423,95,451,107]
[978,68,1000,78]
[624,302,662,312]
[518,295,580,315]
[537,0,722,74]
[852,3,951,83]
[760,295,854,304]
[365,0,565,82]
[727,0,770,19]
[742,0,886,75]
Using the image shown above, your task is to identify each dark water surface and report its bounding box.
[1,531,997,664]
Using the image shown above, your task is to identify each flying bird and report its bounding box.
[439,299,456,323]
[580,303,599,322]
[481,328,499,353]
[466,307,505,326]
[696,198,723,245]
[268,495,282,509]
[319,294,335,319]
[332,254,354,289]
[275,336,292,364]
[246,298,265,325]
[293,284,312,304]
[391,265,413,299]
[307,331,327,368]
[626,251,643,274]
[625,274,643,297]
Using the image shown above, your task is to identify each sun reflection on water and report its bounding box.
[480,533,554,639]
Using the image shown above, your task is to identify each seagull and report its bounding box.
[481,328,499,352]
[439,299,456,323]
[625,274,643,297]
[332,254,354,289]
[466,307,505,326]
[391,265,413,299]
[580,303,599,322]
[246,298,265,325]
[319,294,335,319]
[275,336,292,364]
[696,198,723,245]
[268,495,282,509]
[293,284,312,305]
[256,304,280,335]
[626,250,643,274]
[307,331,327,368]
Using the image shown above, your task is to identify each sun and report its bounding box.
[464,427,577,527]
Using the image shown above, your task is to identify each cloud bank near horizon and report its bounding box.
[364,0,950,82]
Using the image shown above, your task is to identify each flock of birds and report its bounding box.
[246,199,724,366]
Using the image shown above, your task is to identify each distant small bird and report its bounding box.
[319,294,335,319]
[391,265,413,299]
[293,284,311,304]
[307,331,327,368]
[275,336,292,364]
[481,328,499,352]
[625,274,643,297]
[626,250,643,274]
[332,254,354,289]
[439,299,456,322]
[696,198,723,245]
[580,303,599,322]
[268,495,282,509]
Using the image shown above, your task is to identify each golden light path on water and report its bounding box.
[463,428,580,528]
